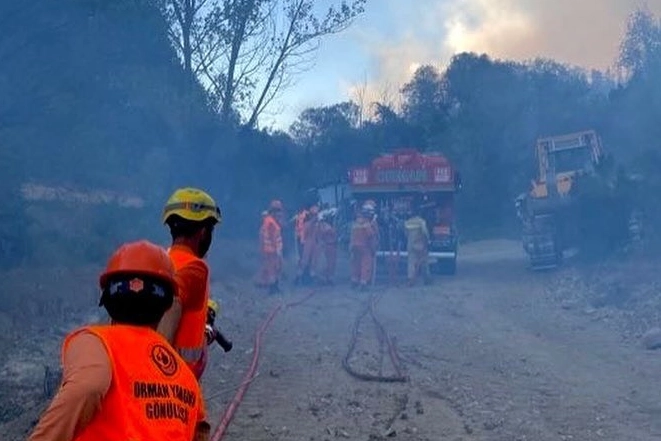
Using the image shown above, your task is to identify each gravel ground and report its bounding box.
[4,240,661,440]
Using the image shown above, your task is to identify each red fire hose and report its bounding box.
[210,290,316,441]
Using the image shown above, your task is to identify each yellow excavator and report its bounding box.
[516,129,625,270]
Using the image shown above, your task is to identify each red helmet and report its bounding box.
[99,241,177,324]
[99,240,176,291]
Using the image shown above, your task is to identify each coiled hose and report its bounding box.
[342,291,408,383]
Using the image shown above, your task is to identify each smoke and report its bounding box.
[347,0,661,107]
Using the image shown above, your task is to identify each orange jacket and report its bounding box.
[67,325,204,441]
[350,218,377,251]
[169,245,209,372]
[260,214,283,254]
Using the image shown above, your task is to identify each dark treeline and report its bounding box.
[0,1,660,267]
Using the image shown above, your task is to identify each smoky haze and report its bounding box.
[349,0,661,105]
[2,2,661,441]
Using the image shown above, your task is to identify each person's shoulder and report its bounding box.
[182,258,209,277]
[64,328,108,362]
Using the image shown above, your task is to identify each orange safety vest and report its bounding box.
[68,325,203,441]
[260,214,283,254]
[169,246,208,371]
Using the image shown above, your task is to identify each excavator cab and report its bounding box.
[531,130,603,199]
[520,130,605,270]
[519,129,640,270]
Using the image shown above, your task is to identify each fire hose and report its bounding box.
[342,291,408,383]
[210,285,405,441]
[210,290,316,441]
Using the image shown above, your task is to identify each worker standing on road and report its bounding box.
[294,206,309,263]
[259,199,285,294]
[295,204,320,285]
[28,241,209,441]
[316,208,338,285]
[350,207,378,291]
[158,187,221,380]
[404,209,431,286]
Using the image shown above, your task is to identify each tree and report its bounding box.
[400,65,448,145]
[618,7,661,80]
[289,101,366,184]
[159,0,366,127]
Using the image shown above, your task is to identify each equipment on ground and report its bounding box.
[516,129,638,270]
[347,148,460,275]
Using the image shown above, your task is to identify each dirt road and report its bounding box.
[203,240,661,441]
[4,239,661,440]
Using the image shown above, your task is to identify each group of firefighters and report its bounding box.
[256,197,433,293]
[28,187,434,441]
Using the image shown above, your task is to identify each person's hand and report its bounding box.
[204,324,214,345]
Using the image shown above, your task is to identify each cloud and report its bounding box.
[445,0,661,69]
[345,0,661,109]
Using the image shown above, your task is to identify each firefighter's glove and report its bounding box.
[205,324,214,346]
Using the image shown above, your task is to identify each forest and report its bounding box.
[1,1,661,267]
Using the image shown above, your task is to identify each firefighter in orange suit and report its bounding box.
[294,207,309,262]
[404,208,431,286]
[350,208,378,291]
[317,209,338,285]
[158,187,221,380]
[28,241,209,441]
[295,204,319,285]
[259,200,284,294]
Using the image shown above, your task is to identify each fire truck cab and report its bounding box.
[347,149,460,275]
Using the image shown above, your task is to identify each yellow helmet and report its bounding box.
[162,187,222,224]
[208,298,220,315]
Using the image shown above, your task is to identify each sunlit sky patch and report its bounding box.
[263,0,661,131]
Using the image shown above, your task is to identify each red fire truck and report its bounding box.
[347,149,460,275]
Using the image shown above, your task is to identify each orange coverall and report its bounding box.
[316,219,337,283]
[295,209,308,261]
[168,244,210,380]
[259,214,283,286]
[296,217,319,281]
[350,216,377,287]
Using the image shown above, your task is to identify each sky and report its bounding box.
[262,0,661,131]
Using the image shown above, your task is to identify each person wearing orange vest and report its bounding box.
[158,187,221,380]
[295,204,320,285]
[259,199,284,294]
[316,208,338,285]
[350,207,378,291]
[28,241,209,441]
